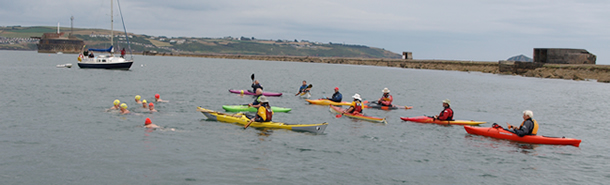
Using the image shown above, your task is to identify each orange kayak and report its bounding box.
[464,126,581,147]
[329,105,386,123]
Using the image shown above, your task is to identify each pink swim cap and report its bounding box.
[155,94,160,99]
[145,118,152,125]
[149,103,154,107]
[334,87,339,90]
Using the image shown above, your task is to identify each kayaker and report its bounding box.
[245,96,273,128]
[507,110,539,137]
[119,103,131,114]
[108,99,121,110]
[295,80,311,96]
[149,103,158,113]
[326,87,342,102]
[433,99,453,121]
[377,88,393,106]
[141,99,148,108]
[344,94,364,114]
[144,118,160,129]
[154,94,168,102]
[251,80,263,92]
[135,95,142,104]
[248,88,264,108]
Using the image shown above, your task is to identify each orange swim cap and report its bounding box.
[145,118,152,125]
[155,94,160,99]
[149,103,154,107]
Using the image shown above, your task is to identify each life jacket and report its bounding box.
[350,101,363,114]
[257,105,273,122]
[438,107,453,121]
[380,94,393,105]
[520,118,538,135]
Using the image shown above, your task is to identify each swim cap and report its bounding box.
[113,99,120,105]
[120,103,127,109]
[145,118,152,125]
[142,99,147,104]
[149,103,154,107]
[334,87,339,91]
[155,94,160,99]
[135,95,141,100]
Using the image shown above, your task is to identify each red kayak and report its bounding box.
[400,116,485,125]
[228,89,282,96]
[464,126,581,147]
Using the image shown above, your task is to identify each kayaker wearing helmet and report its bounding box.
[433,99,453,121]
[295,80,312,96]
[245,96,273,128]
[507,110,539,137]
[251,80,263,93]
[344,94,364,114]
[326,87,342,102]
[135,95,142,104]
[248,88,264,108]
[119,103,131,114]
[377,88,393,106]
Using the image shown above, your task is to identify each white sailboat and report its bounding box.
[77,0,133,70]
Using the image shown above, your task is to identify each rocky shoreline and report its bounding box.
[157,53,610,83]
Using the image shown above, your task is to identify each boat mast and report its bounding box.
[110,0,114,53]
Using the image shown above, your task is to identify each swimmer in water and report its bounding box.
[154,94,168,102]
[141,99,148,108]
[119,103,131,114]
[148,102,158,113]
[108,99,120,110]
[135,95,142,104]
[144,118,160,129]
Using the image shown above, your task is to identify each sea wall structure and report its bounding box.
[534,48,596,64]
[154,53,610,83]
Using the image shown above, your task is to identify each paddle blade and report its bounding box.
[336,114,342,118]
[307,84,313,88]
[251,74,255,81]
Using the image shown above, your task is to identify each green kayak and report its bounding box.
[222,105,292,113]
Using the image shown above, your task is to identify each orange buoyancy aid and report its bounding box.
[520,119,538,135]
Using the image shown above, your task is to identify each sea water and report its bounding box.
[0,50,608,184]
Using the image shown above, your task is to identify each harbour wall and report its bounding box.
[149,53,610,83]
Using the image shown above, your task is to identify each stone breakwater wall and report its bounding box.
[166,53,610,83]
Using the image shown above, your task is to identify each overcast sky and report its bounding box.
[2,0,609,64]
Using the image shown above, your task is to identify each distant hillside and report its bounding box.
[0,26,401,59]
[507,54,533,62]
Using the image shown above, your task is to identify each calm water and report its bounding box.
[1,50,608,184]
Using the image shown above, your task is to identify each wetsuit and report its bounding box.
[437,107,454,121]
[348,100,364,114]
[511,118,539,137]
[254,105,273,122]
[251,83,263,92]
[298,85,309,94]
[251,95,261,106]
[378,94,393,106]
[329,92,342,102]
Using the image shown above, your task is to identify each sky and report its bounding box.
[2,0,609,64]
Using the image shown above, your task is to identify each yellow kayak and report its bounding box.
[197,107,327,134]
[306,99,368,106]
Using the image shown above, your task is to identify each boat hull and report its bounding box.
[228,89,282,96]
[329,105,386,123]
[464,126,581,147]
[78,61,133,70]
[306,99,356,106]
[222,105,292,112]
[197,107,326,134]
[400,116,485,125]
[364,104,413,110]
